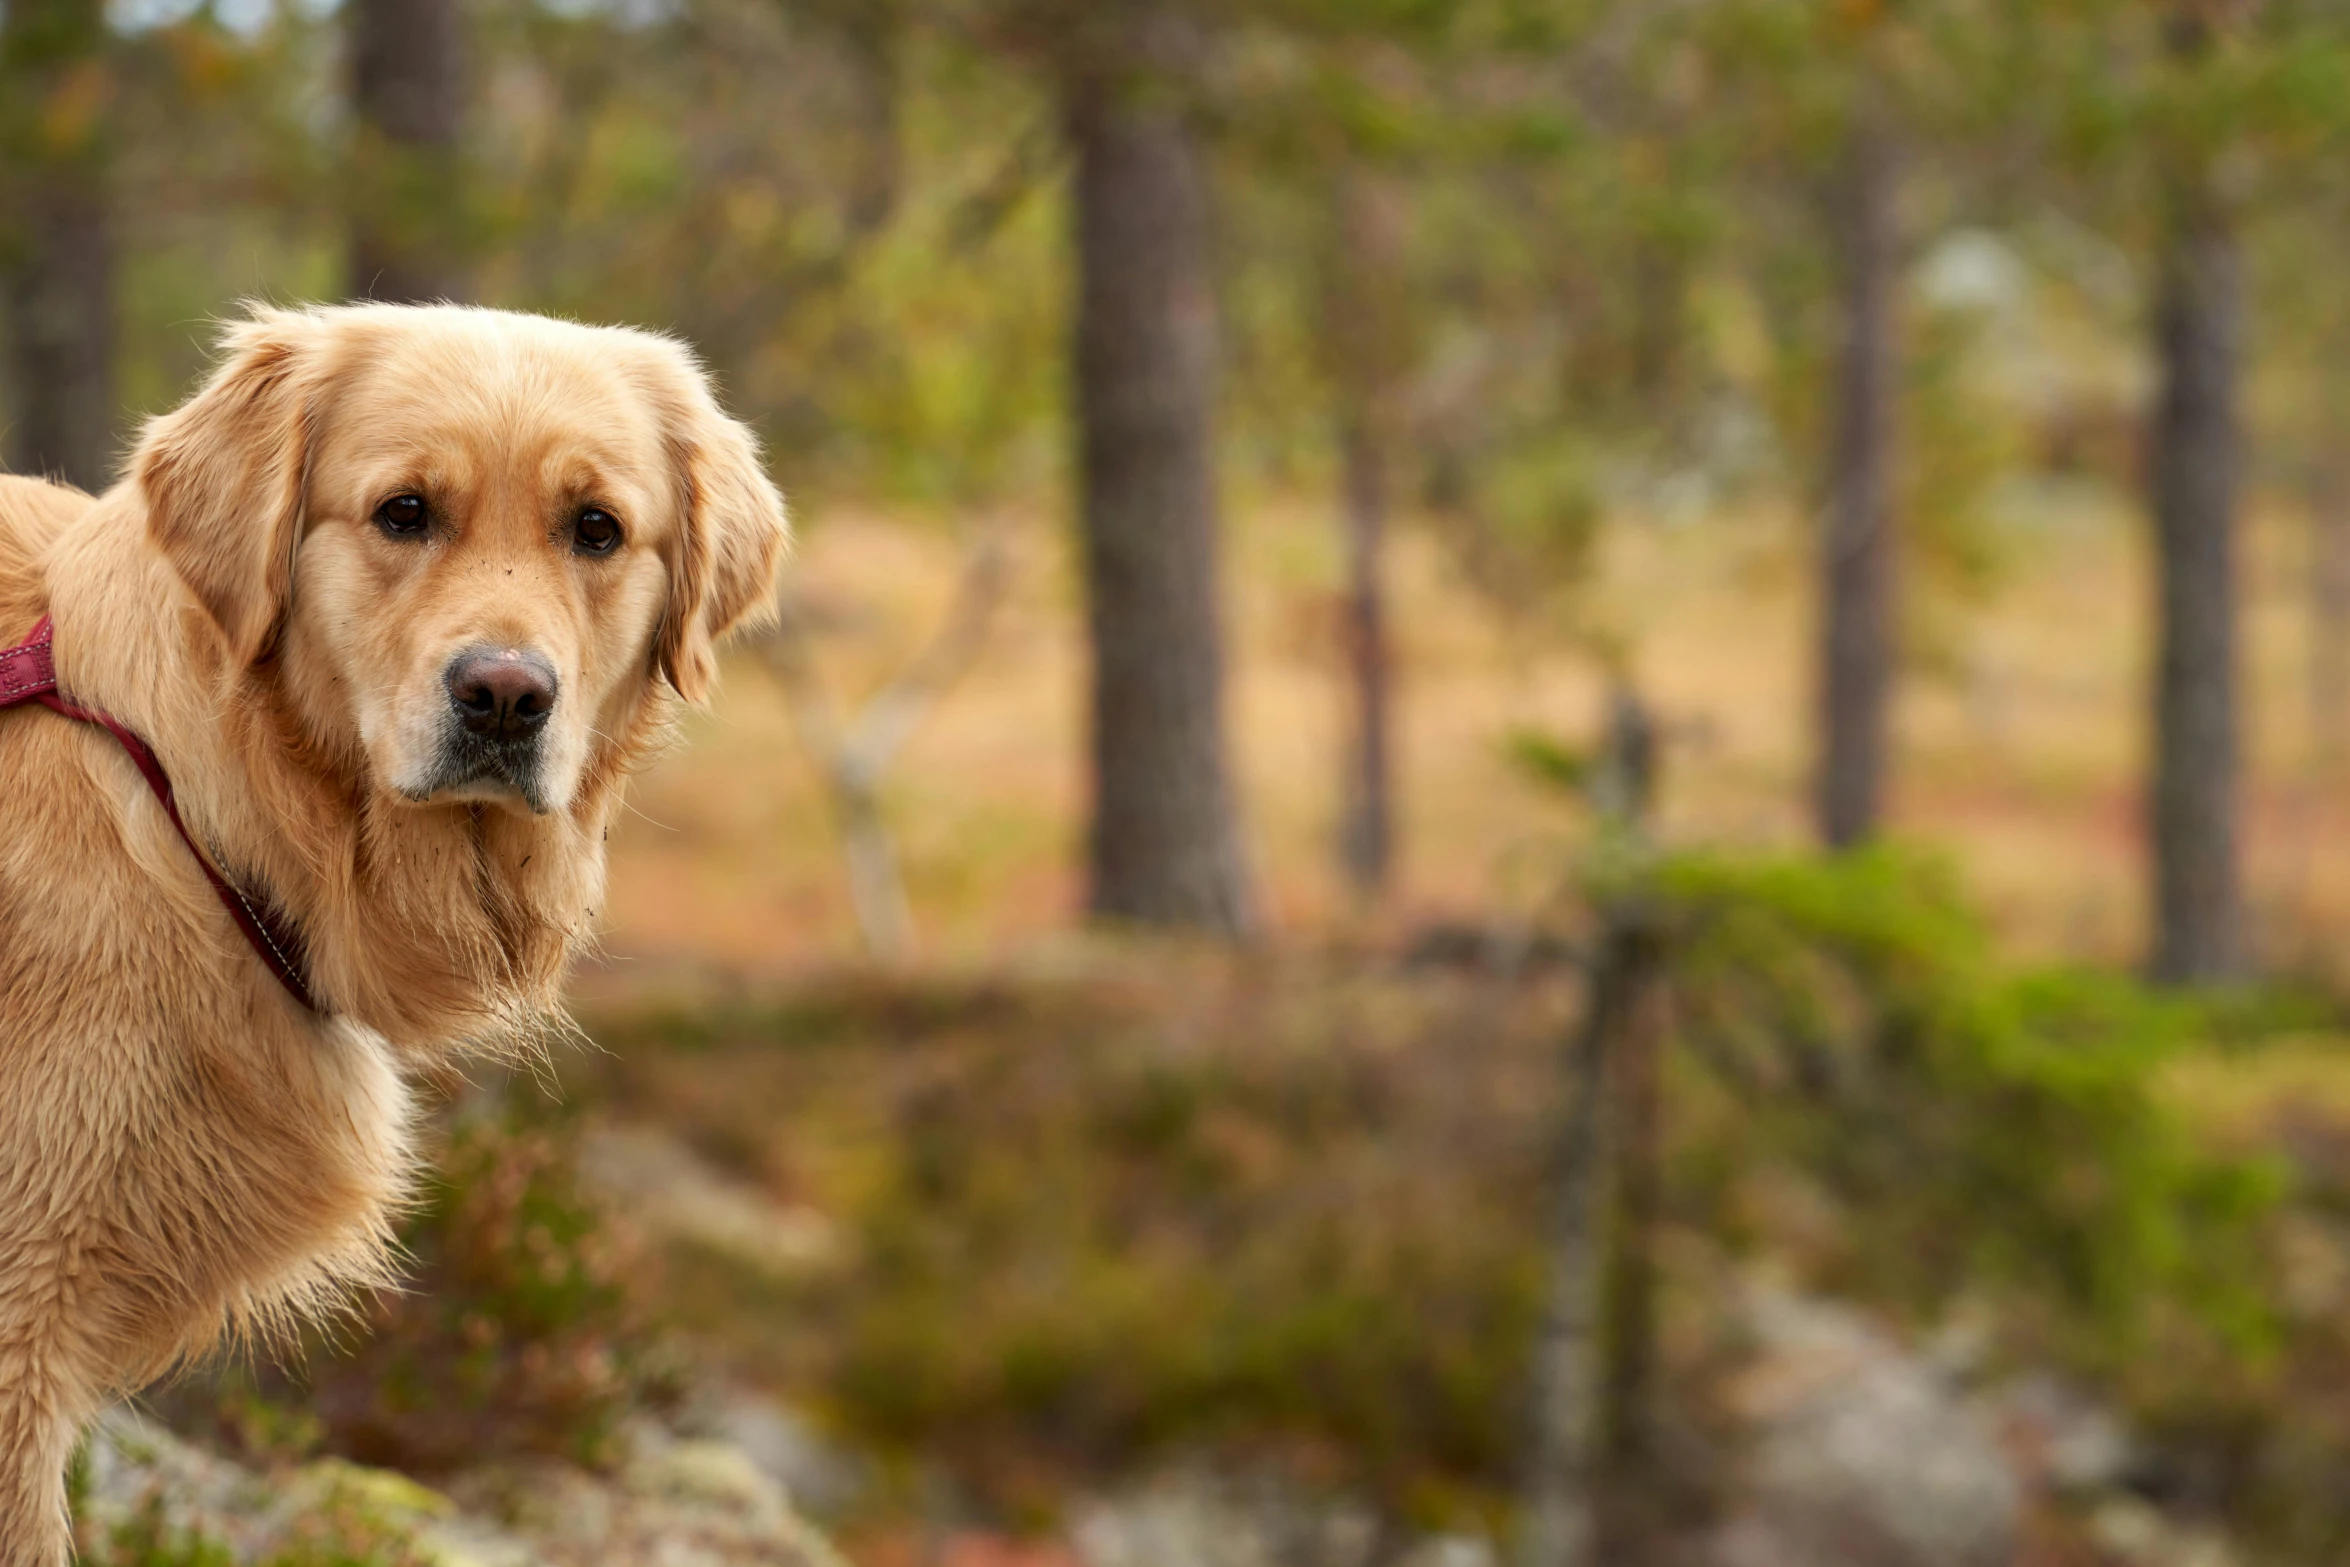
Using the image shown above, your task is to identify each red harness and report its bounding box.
[0,616,317,1011]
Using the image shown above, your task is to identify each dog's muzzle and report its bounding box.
[419,644,559,812]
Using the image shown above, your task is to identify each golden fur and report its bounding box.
[0,303,788,1565]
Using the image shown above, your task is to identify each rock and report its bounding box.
[578,1123,839,1276]
[76,1406,851,1567]
[76,1409,545,1566]
[421,1515,549,1567]
[1392,1535,1497,1567]
[675,1389,872,1520]
[457,1462,617,1552]
[1995,1372,2134,1496]
[284,1459,459,1523]
[2087,1497,2241,1567]
[635,1439,780,1509]
[77,1409,282,1561]
[1070,1470,1388,1567]
[452,1423,852,1567]
[1713,1286,2021,1567]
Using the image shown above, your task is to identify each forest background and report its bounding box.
[15,1,2350,1565]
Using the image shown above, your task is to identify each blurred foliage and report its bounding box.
[0,0,2345,673]
[299,1107,659,1472]
[79,0,2348,637]
[1502,727,1591,794]
[576,854,2350,1549]
[74,1499,239,1567]
[166,1102,667,1477]
[1657,847,2288,1362]
[589,970,1566,1529]
[74,1491,435,1567]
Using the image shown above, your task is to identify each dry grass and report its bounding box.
[585,485,2350,988]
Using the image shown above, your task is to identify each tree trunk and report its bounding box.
[350,0,466,303]
[1065,17,1256,936]
[0,0,115,491]
[1815,116,1899,850]
[1328,170,1401,901]
[2146,30,2244,983]
[1516,943,1616,1567]
[1518,691,1660,1567]
[1595,949,1665,1563]
[1337,409,1393,898]
[2312,466,2350,777]
[838,4,901,240]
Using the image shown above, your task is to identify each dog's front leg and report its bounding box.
[0,1326,98,1567]
[0,1395,83,1567]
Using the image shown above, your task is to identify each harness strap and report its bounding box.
[0,616,318,1012]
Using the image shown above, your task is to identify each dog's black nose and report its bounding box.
[446,646,557,741]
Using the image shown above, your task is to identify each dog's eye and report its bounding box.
[376,494,429,536]
[573,507,623,556]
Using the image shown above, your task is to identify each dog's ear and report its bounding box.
[647,349,790,704]
[137,308,325,665]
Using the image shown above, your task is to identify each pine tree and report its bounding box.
[0,0,116,490]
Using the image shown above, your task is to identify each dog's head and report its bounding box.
[135,304,788,816]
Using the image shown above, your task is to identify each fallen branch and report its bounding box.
[756,533,1014,961]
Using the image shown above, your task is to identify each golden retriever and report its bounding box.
[0,302,789,1565]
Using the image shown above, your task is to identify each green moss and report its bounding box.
[74,1498,236,1567]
